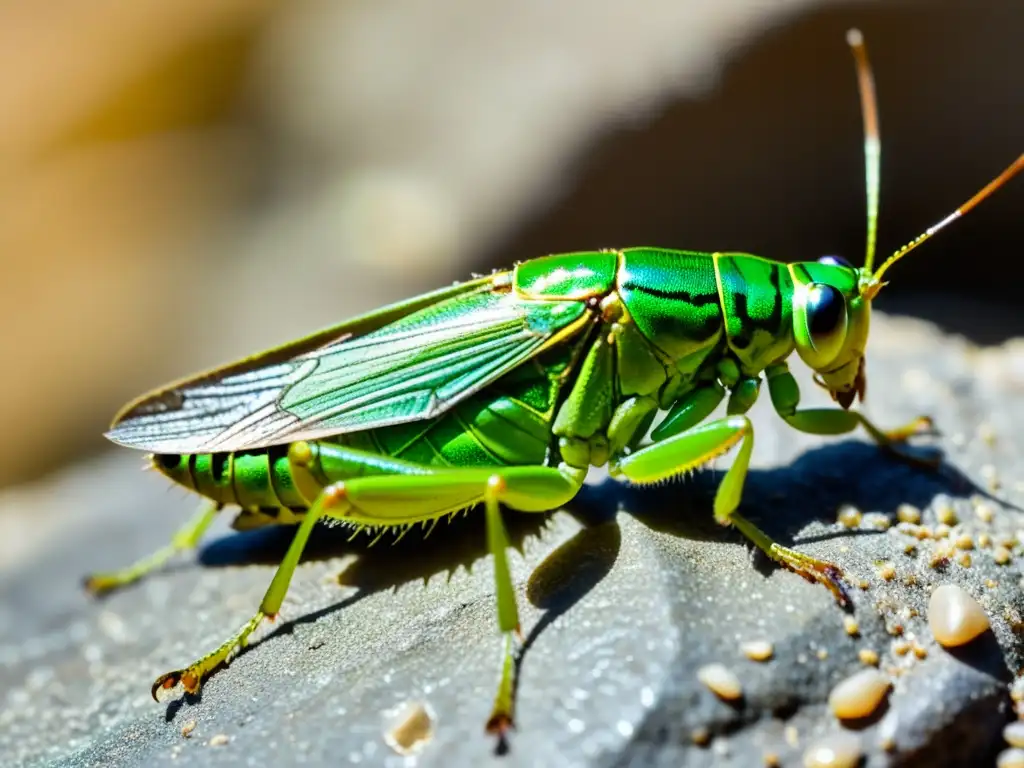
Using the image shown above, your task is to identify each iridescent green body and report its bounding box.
[86,29,1022,740]
[150,248,855,533]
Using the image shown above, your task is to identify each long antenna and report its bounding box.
[864,153,1024,297]
[847,29,880,274]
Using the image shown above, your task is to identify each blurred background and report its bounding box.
[0,0,1020,492]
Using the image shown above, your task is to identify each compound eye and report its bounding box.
[805,283,847,360]
[818,254,853,268]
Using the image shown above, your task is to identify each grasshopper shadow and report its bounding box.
[177,438,1007,726]
[572,438,1010,569]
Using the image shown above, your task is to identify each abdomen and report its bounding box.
[150,350,571,525]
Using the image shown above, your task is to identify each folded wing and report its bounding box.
[106,277,589,453]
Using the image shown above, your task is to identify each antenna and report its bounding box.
[846,29,881,274]
[864,153,1024,297]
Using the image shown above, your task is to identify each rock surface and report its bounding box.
[3,311,1024,767]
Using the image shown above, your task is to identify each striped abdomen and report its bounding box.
[150,350,571,526]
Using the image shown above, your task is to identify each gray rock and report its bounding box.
[3,312,1024,767]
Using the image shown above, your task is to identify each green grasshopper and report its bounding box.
[88,29,1022,734]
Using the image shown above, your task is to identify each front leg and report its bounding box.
[766,363,938,467]
[610,415,849,605]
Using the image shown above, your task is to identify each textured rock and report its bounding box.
[3,312,1024,767]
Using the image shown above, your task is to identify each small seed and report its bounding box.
[930,541,954,568]
[697,663,743,702]
[976,502,996,524]
[912,642,928,660]
[837,504,862,528]
[844,616,860,637]
[864,513,891,531]
[893,640,911,656]
[996,547,1013,566]
[998,748,1024,768]
[691,727,711,746]
[897,504,921,524]
[929,584,991,647]
[858,649,879,666]
[1004,721,1024,748]
[934,524,951,539]
[979,533,993,549]
[802,732,863,768]
[383,701,436,756]
[828,668,891,720]
[955,534,975,551]
[763,750,782,767]
[741,640,774,662]
[785,725,800,748]
[935,500,958,526]
[977,421,998,447]
[896,522,920,538]
[208,734,229,747]
[958,552,973,568]
[181,720,197,739]
[879,563,896,581]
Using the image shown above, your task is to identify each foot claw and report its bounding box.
[485,713,514,737]
[83,574,112,596]
[796,563,849,607]
[152,668,201,702]
[83,572,130,597]
[884,415,936,442]
[152,671,182,702]
[773,549,850,607]
[821,565,852,607]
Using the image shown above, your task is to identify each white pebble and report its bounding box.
[803,732,863,768]
[697,663,743,701]
[928,584,991,647]
[828,668,891,720]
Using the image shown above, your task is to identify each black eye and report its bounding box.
[818,254,852,268]
[806,283,847,354]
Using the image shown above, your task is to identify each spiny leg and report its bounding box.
[151,460,585,738]
[152,486,342,700]
[611,415,849,605]
[317,465,584,735]
[85,500,221,595]
[768,363,938,468]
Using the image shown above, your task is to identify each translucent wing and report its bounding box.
[107,275,589,453]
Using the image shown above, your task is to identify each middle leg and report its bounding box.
[610,415,849,605]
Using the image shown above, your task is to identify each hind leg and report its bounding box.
[153,456,584,736]
[84,501,222,595]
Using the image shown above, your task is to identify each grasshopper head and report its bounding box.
[791,255,871,409]
[793,29,1023,409]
